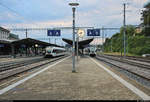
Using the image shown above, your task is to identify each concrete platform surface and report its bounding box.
[0,56,149,100]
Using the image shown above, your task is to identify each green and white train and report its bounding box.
[44,47,66,58]
[84,47,97,57]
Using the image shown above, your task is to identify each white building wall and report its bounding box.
[0,27,10,40]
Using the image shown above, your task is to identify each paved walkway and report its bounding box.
[0,56,146,100]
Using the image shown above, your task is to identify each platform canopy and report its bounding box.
[62,38,94,49]
[12,38,61,48]
[0,40,11,44]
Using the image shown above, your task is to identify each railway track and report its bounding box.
[103,54,150,63]
[0,57,46,72]
[0,55,68,80]
[98,55,150,70]
[96,55,150,81]
[0,56,42,65]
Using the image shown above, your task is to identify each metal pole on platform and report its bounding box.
[49,38,51,43]
[69,2,79,73]
[123,3,126,58]
[55,38,56,44]
[25,29,28,38]
[102,27,104,54]
[72,7,76,72]
[76,34,79,61]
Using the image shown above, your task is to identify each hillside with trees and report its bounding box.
[103,25,150,55]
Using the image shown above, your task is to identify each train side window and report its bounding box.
[52,49,65,54]
[52,49,56,53]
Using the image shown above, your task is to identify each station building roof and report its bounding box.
[0,27,10,33]
[0,39,11,44]
[0,38,63,48]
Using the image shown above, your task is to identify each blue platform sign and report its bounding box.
[87,29,94,36]
[94,29,100,36]
[47,30,61,36]
[87,29,100,36]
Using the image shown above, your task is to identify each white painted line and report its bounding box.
[89,57,150,100]
[0,56,71,95]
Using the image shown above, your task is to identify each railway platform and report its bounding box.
[0,56,150,100]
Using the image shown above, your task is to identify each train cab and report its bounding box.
[84,47,97,57]
[44,47,66,58]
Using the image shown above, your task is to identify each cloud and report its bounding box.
[3,19,72,28]
[0,11,24,23]
[0,0,147,42]
[0,0,144,27]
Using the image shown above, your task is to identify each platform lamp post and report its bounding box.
[35,44,38,55]
[69,2,79,73]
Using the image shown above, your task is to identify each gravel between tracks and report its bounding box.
[96,55,150,89]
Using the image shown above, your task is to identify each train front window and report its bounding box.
[47,50,51,53]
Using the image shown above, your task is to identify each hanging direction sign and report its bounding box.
[87,29,100,36]
[47,30,61,36]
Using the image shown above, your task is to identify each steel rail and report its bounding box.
[0,58,46,72]
[98,55,150,70]
[0,55,68,80]
[0,55,67,72]
[95,56,150,81]
[102,54,150,64]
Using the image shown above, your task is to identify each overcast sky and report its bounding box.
[0,0,149,45]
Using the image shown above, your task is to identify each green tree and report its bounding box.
[141,2,150,36]
[104,25,150,55]
[120,25,135,36]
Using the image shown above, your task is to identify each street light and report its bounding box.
[35,44,38,55]
[69,2,79,73]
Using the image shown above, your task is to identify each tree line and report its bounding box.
[103,25,150,55]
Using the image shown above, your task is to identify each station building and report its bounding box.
[0,27,10,40]
[0,26,63,57]
[9,33,19,40]
[0,27,19,40]
[0,27,19,55]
